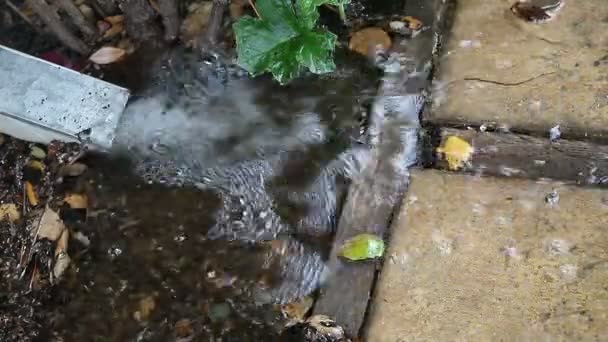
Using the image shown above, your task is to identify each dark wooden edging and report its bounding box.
[428,127,608,187]
[312,0,450,337]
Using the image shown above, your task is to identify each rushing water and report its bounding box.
[40,45,384,340]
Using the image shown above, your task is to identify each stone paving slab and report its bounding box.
[366,170,608,341]
[428,0,608,137]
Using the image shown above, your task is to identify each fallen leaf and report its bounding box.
[89,46,126,64]
[30,145,46,159]
[134,296,157,321]
[349,27,392,57]
[25,181,39,206]
[174,318,193,338]
[97,20,111,34]
[37,206,66,241]
[281,296,314,321]
[64,193,88,209]
[181,2,213,47]
[117,38,136,54]
[403,16,423,30]
[338,233,385,261]
[105,15,124,25]
[436,135,474,171]
[55,227,69,256]
[0,203,20,222]
[27,160,45,172]
[58,162,88,177]
[102,22,124,40]
[78,4,95,22]
[53,251,71,279]
[229,0,247,19]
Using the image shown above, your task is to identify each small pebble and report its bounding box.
[545,189,559,206]
[549,125,561,142]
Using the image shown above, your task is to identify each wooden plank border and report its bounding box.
[312,0,452,337]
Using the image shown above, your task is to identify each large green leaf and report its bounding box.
[233,0,347,84]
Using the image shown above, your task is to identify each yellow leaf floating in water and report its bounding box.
[436,136,474,171]
[339,233,385,261]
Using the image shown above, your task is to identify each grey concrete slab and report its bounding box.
[366,170,608,341]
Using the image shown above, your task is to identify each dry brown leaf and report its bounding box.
[134,295,157,321]
[64,193,88,209]
[175,318,193,338]
[105,15,124,25]
[0,203,20,222]
[102,22,124,40]
[281,296,314,321]
[25,181,38,206]
[348,27,392,57]
[117,38,136,54]
[37,206,66,241]
[181,2,213,47]
[229,0,247,20]
[89,46,126,65]
[403,16,423,30]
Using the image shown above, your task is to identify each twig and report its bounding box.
[3,0,40,31]
[26,0,90,54]
[198,0,228,51]
[248,0,260,18]
[462,72,556,86]
[55,0,98,41]
[156,0,180,42]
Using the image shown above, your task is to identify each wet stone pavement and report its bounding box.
[365,0,608,340]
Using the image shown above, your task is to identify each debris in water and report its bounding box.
[458,39,482,48]
[339,233,385,261]
[281,296,314,322]
[549,124,561,142]
[545,189,559,206]
[349,27,392,58]
[0,203,20,222]
[174,318,194,338]
[510,0,564,23]
[436,136,474,171]
[134,295,157,322]
[280,314,349,342]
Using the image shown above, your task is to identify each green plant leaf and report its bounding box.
[233,0,346,84]
[338,233,385,261]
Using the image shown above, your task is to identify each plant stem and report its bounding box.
[338,4,346,23]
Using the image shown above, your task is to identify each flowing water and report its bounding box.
[37,46,384,341]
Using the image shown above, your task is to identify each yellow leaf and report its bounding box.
[64,193,88,209]
[89,46,126,65]
[436,136,474,171]
[27,160,45,171]
[0,203,20,222]
[25,181,38,206]
[349,27,392,57]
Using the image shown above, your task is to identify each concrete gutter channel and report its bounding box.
[2,0,607,338]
